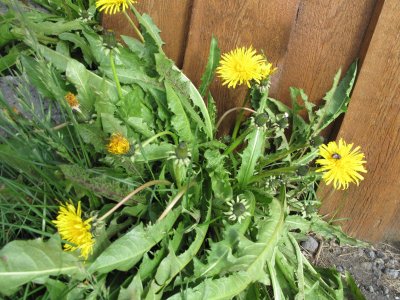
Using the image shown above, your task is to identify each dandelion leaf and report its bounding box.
[89,209,180,274]
[312,61,357,135]
[0,236,84,296]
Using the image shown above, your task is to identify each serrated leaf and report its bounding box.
[204,149,232,200]
[100,113,127,136]
[165,81,194,142]
[131,8,164,52]
[59,32,93,66]
[0,236,84,296]
[118,274,143,300]
[77,123,106,152]
[38,44,122,102]
[199,36,220,97]
[89,209,180,274]
[146,222,209,299]
[155,53,213,140]
[171,198,284,299]
[312,62,357,135]
[134,143,175,162]
[237,127,266,188]
[285,215,367,247]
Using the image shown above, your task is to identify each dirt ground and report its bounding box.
[302,237,400,300]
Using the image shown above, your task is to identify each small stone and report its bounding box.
[374,258,385,270]
[382,286,389,295]
[367,285,374,293]
[336,265,344,273]
[300,236,319,253]
[385,259,397,268]
[383,268,399,279]
[361,261,373,271]
[365,249,376,260]
[376,251,388,260]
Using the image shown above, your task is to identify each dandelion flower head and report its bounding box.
[217,46,275,89]
[53,201,94,260]
[96,0,137,15]
[316,138,367,190]
[64,92,81,112]
[107,133,130,155]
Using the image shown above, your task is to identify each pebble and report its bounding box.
[382,286,389,295]
[336,265,344,273]
[365,249,376,260]
[385,259,397,268]
[383,268,399,279]
[361,261,373,271]
[374,258,385,270]
[301,236,319,253]
[376,251,388,260]
[367,285,374,293]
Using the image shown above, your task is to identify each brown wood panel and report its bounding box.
[182,0,301,134]
[102,0,193,68]
[319,0,400,243]
[273,0,377,119]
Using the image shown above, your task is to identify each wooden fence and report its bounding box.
[103,0,399,243]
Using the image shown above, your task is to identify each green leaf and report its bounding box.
[38,44,121,102]
[344,272,366,300]
[0,236,84,296]
[204,149,232,201]
[312,62,357,135]
[66,59,95,110]
[89,209,180,274]
[59,32,94,66]
[199,36,220,97]
[77,123,106,152]
[146,222,209,299]
[131,8,164,52]
[134,143,175,162]
[286,215,368,247]
[100,113,127,136]
[172,198,285,299]
[165,81,194,142]
[237,127,266,188]
[155,53,213,140]
[118,274,143,300]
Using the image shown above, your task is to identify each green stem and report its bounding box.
[249,166,298,183]
[99,180,171,221]
[123,10,145,43]
[223,127,253,156]
[109,50,123,100]
[137,131,178,150]
[231,90,251,140]
[157,182,195,222]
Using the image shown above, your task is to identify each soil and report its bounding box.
[302,237,400,300]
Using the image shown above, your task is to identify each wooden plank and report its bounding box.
[182,0,301,134]
[102,0,193,68]
[319,0,400,242]
[273,0,377,120]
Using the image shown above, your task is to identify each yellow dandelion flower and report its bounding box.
[53,201,94,260]
[95,0,136,15]
[64,92,81,113]
[107,133,130,155]
[216,46,274,89]
[316,138,367,190]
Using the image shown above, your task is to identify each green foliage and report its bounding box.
[0,236,84,296]
[0,2,366,299]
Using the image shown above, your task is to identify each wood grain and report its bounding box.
[319,0,400,243]
[102,0,193,68]
[273,0,377,125]
[182,0,301,134]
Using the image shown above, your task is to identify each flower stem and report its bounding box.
[223,127,252,156]
[123,10,145,43]
[99,179,171,221]
[157,182,195,222]
[231,90,251,140]
[109,50,123,100]
[137,131,178,150]
[216,107,256,130]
